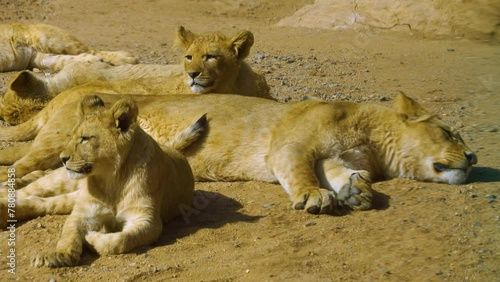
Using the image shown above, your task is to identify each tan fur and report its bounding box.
[0,23,137,72]
[0,95,196,267]
[0,26,271,125]
[0,93,476,216]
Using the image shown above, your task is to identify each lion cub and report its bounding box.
[0,23,137,72]
[0,26,272,125]
[30,95,195,268]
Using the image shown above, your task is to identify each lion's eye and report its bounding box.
[203,54,218,61]
[185,55,193,61]
[441,128,453,140]
[441,128,463,143]
[80,135,93,144]
[454,132,464,143]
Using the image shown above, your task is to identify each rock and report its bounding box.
[255,53,268,59]
[277,0,499,40]
[305,221,317,227]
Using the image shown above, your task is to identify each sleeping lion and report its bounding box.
[0,93,476,216]
[0,23,137,72]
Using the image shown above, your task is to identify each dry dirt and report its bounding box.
[0,0,499,281]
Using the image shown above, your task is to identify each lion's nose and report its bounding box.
[464,152,477,165]
[60,156,70,165]
[188,72,200,79]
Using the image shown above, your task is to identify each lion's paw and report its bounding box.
[85,231,119,255]
[31,251,79,268]
[293,188,337,214]
[75,53,104,64]
[109,51,139,65]
[336,172,373,210]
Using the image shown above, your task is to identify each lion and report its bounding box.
[0,26,272,125]
[2,95,201,267]
[0,23,138,72]
[0,93,477,216]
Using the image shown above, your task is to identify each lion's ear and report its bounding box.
[110,98,138,132]
[230,30,254,60]
[395,91,430,118]
[9,70,47,98]
[175,26,196,49]
[78,95,105,118]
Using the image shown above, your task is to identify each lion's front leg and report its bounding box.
[316,157,373,211]
[267,144,336,214]
[0,191,78,229]
[0,167,79,198]
[0,143,31,166]
[85,207,163,255]
[31,52,103,71]
[31,211,86,268]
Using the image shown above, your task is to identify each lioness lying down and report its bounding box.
[0,26,271,125]
[10,95,198,268]
[0,23,137,72]
[0,93,477,215]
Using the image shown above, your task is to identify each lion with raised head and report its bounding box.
[2,95,199,268]
[0,26,271,125]
[0,23,137,72]
[0,93,476,216]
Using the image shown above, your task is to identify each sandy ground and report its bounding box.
[0,0,499,281]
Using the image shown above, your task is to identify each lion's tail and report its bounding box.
[166,114,208,152]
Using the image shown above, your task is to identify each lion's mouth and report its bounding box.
[189,78,215,90]
[433,162,470,173]
[432,162,472,185]
[65,165,92,179]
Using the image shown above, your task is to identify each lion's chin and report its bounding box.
[65,166,92,180]
[190,84,208,93]
[440,168,471,185]
[67,170,87,180]
[187,78,214,93]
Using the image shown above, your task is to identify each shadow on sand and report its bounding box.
[155,190,259,247]
[78,190,260,265]
[467,166,500,183]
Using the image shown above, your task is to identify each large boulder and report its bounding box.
[277,0,499,40]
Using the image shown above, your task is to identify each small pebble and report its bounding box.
[255,53,268,59]
[305,221,317,227]
[379,268,391,275]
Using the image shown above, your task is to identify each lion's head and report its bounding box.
[175,26,254,94]
[59,95,138,179]
[0,70,50,125]
[383,93,477,185]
